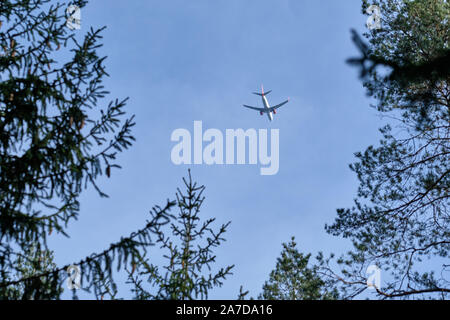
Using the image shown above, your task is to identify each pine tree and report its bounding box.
[2,243,62,299]
[259,237,338,300]
[127,171,233,300]
[0,0,178,299]
[321,0,450,299]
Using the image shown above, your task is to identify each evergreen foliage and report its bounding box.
[126,171,233,300]
[321,0,450,299]
[259,237,338,300]
[0,1,231,300]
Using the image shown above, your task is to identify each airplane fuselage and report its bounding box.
[243,85,289,121]
[262,96,273,121]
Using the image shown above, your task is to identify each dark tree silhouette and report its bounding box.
[0,0,184,300]
[260,238,338,300]
[126,171,233,300]
[321,0,450,299]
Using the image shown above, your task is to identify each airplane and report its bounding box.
[243,85,289,121]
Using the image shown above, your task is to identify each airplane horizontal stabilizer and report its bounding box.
[252,90,272,97]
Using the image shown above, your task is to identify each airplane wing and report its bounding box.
[270,99,289,111]
[243,105,266,112]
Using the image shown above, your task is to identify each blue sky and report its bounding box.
[49,0,386,299]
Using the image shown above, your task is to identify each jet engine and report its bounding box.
[260,111,263,116]
[273,109,277,114]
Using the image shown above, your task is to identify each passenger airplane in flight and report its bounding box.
[243,85,289,121]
